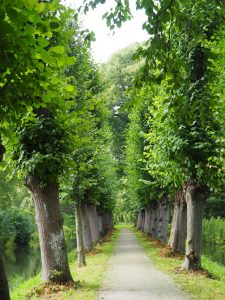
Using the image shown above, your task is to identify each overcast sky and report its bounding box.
[62,0,148,62]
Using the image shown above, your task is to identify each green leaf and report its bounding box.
[66,56,76,66]
[50,46,65,54]
[65,85,74,92]
[24,0,36,10]
[35,2,45,13]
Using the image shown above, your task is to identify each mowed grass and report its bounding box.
[11,229,119,300]
[10,224,225,300]
[133,227,225,300]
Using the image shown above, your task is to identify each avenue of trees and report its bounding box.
[90,0,225,270]
[0,1,115,299]
[0,0,225,299]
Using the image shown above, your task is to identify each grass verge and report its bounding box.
[11,229,119,300]
[133,227,225,300]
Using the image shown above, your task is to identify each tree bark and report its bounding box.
[150,201,159,238]
[143,206,151,234]
[102,212,108,234]
[149,205,154,236]
[75,199,86,267]
[0,251,10,300]
[97,213,104,236]
[81,203,93,252]
[86,204,100,244]
[103,212,111,233]
[168,193,180,250]
[168,189,187,253]
[137,211,142,231]
[182,183,208,270]
[26,175,73,283]
[26,176,73,282]
[108,211,113,230]
[157,196,169,243]
[140,209,145,231]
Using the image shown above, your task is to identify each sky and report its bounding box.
[63,0,148,63]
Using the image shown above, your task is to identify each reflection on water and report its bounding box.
[5,245,41,284]
[202,242,225,266]
[5,237,76,288]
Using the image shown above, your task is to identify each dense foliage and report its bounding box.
[0,0,76,122]
[86,0,225,271]
[0,209,34,247]
[0,172,32,211]
[0,0,117,295]
[87,0,225,211]
[100,44,143,174]
[60,30,117,212]
[203,218,225,245]
[0,1,225,297]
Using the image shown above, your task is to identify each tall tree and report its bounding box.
[0,0,59,293]
[61,30,116,265]
[2,1,77,283]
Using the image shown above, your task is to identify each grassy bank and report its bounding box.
[133,227,225,300]
[11,229,119,300]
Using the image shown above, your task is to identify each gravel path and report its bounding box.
[98,228,192,300]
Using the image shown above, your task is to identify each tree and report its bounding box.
[2,1,78,283]
[100,45,147,226]
[83,0,225,269]
[100,44,143,176]
[18,110,73,282]
[60,30,117,266]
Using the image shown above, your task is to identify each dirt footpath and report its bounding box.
[98,228,192,300]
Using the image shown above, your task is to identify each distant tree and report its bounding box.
[100,44,143,176]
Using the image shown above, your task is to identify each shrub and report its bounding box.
[0,208,35,247]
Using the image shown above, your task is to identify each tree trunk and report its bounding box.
[143,206,151,234]
[157,196,169,243]
[140,209,145,231]
[137,211,142,231]
[177,194,187,252]
[81,203,93,252]
[26,175,73,282]
[102,212,108,234]
[149,205,154,236]
[108,211,113,230]
[75,199,86,267]
[0,251,10,300]
[104,212,111,233]
[168,192,180,250]
[150,201,159,238]
[168,189,187,252]
[97,213,104,236]
[86,204,100,244]
[182,183,208,270]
